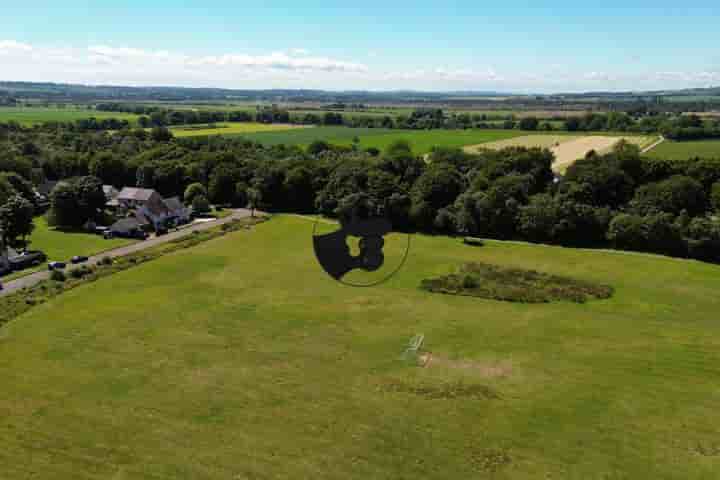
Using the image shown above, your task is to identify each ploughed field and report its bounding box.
[1,215,720,478]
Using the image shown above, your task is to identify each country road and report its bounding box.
[641,135,665,154]
[0,209,258,297]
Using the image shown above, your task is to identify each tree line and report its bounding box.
[2,120,720,262]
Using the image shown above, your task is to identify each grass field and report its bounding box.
[2,215,720,478]
[226,127,527,153]
[647,139,720,160]
[169,122,307,137]
[27,217,135,262]
[0,107,139,126]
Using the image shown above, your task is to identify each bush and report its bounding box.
[50,269,66,282]
[463,237,484,247]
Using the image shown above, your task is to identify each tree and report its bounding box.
[150,126,173,142]
[247,187,262,217]
[0,175,17,206]
[184,182,207,204]
[518,117,539,131]
[89,153,126,187]
[49,176,105,228]
[0,194,34,249]
[631,175,706,215]
[191,194,211,215]
[208,166,238,205]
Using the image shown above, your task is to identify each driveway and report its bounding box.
[0,209,258,297]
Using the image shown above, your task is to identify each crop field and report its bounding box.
[169,122,308,137]
[466,134,656,172]
[233,127,527,153]
[2,215,720,478]
[0,107,139,126]
[646,139,720,160]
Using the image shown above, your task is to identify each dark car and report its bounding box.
[71,256,89,264]
[48,261,66,271]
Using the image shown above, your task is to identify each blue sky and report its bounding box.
[1,1,718,92]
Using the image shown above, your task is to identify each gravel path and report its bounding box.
[0,209,256,297]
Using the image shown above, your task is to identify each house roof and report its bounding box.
[110,218,142,233]
[117,187,157,202]
[163,196,185,213]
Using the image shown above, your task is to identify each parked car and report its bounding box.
[47,261,66,271]
[71,256,89,264]
[9,251,47,271]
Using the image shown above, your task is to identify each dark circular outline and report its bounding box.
[312,214,412,287]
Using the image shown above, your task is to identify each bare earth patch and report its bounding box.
[422,354,514,379]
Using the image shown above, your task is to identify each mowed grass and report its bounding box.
[647,139,720,160]
[169,122,308,138]
[2,215,720,478]
[30,216,135,262]
[0,107,139,126]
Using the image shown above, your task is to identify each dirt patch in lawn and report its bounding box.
[423,354,514,378]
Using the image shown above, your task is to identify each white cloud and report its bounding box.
[0,40,717,92]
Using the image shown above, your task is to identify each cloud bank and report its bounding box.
[0,40,717,92]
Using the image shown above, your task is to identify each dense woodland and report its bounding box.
[2,120,720,262]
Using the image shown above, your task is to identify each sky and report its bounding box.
[1,1,719,93]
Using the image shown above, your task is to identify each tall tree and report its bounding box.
[0,195,35,249]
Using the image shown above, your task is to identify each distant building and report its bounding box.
[116,187,172,230]
[108,218,146,239]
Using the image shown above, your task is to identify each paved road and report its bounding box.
[0,209,257,297]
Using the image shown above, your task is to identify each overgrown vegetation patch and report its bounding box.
[420,262,613,303]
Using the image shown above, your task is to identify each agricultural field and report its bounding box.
[0,107,139,126]
[169,122,308,138]
[235,127,527,153]
[467,134,657,172]
[646,139,720,160]
[2,215,720,478]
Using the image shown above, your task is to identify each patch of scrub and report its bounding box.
[420,262,613,303]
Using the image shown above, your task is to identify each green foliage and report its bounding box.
[191,194,211,215]
[420,262,614,303]
[183,182,207,204]
[0,194,35,248]
[49,176,105,228]
[50,269,66,282]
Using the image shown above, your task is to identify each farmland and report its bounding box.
[169,122,308,137]
[465,134,657,172]
[190,126,527,153]
[0,107,139,126]
[646,139,720,160]
[2,215,720,478]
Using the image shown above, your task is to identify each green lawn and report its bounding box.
[29,216,135,262]
[2,215,720,478]
[0,107,139,126]
[647,139,720,160]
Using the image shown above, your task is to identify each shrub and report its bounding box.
[463,237,484,247]
[50,269,66,282]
